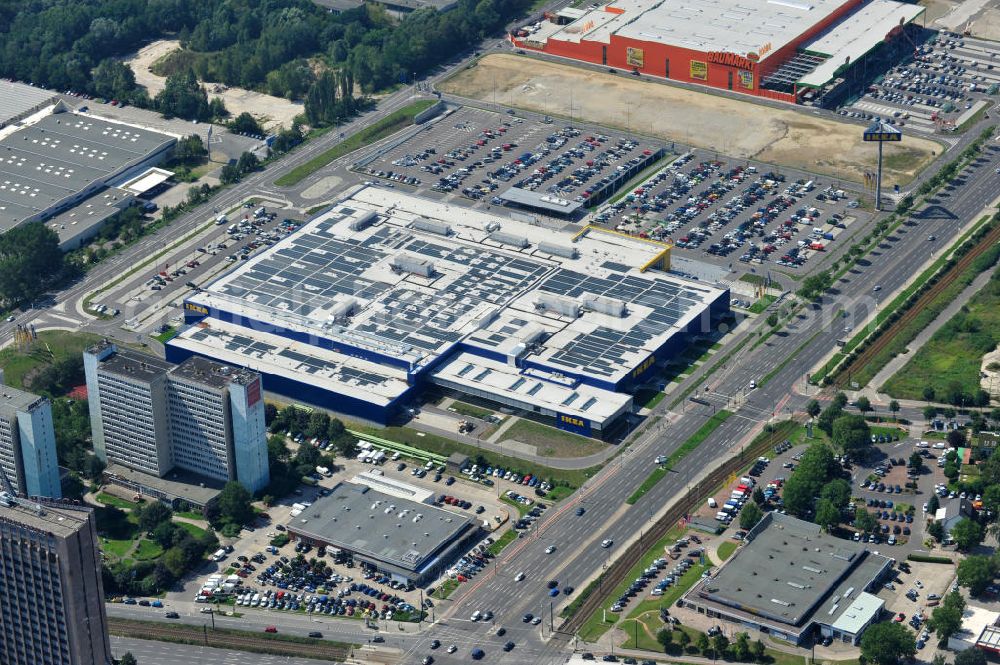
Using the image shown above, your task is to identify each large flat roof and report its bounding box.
[186,187,722,388]
[537,0,853,60]
[287,481,476,572]
[695,513,891,629]
[0,384,45,415]
[798,0,924,87]
[0,496,93,539]
[104,463,226,506]
[431,351,632,424]
[0,111,175,229]
[0,81,58,127]
[169,320,411,406]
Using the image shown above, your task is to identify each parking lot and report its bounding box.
[591,150,866,271]
[358,106,662,214]
[841,32,1000,134]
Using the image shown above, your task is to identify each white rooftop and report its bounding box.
[949,606,1000,651]
[187,187,722,387]
[830,591,883,635]
[169,319,411,405]
[536,0,854,60]
[798,0,924,87]
[431,351,633,425]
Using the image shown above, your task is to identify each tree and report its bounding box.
[215,481,254,528]
[731,632,750,661]
[229,112,263,137]
[931,603,963,641]
[832,414,871,457]
[766,313,779,327]
[955,648,987,665]
[952,518,984,551]
[957,555,997,596]
[61,473,86,500]
[859,622,916,665]
[854,507,877,534]
[92,59,137,102]
[923,387,937,403]
[856,396,871,415]
[923,405,938,421]
[928,520,945,542]
[753,486,766,505]
[676,629,691,651]
[120,652,138,665]
[155,69,210,121]
[712,633,729,659]
[948,429,967,448]
[740,501,763,530]
[657,628,674,650]
[696,632,711,655]
[927,494,940,513]
[909,452,925,474]
[138,502,173,531]
[815,499,841,532]
[806,399,822,418]
[0,222,71,307]
[889,400,900,420]
[151,521,178,548]
[750,639,765,662]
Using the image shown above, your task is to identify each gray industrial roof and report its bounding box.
[697,512,891,628]
[0,111,175,230]
[0,81,58,128]
[94,345,173,381]
[172,355,258,390]
[288,482,476,571]
[104,463,226,507]
[0,496,94,539]
[0,384,45,415]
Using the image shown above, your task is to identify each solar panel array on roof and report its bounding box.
[539,268,710,377]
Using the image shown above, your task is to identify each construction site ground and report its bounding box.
[439,54,942,186]
[125,40,302,131]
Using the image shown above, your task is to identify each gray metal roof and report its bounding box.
[699,512,889,628]
[0,384,46,416]
[830,592,883,635]
[0,111,175,230]
[288,482,476,571]
[0,81,58,127]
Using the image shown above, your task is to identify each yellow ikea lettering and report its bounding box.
[185,303,209,315]
[561,415,584,427]
[633,356,655,377]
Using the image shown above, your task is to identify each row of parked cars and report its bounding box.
[610,552,695,613]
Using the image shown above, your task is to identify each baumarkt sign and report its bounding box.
[707,51,754,70]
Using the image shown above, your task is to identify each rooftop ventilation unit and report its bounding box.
[411,217,451,236]
[490,231,529,249]
[391,253,434,278]
[349,210,377,231]
[538,241,578,259]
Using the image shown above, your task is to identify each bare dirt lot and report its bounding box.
[970,8,1000,41]
[440,54,943,185]
[125,40,302,131]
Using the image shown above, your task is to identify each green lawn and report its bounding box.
[95,493,140,510]
[176,521,208,539]
[348,422,600,488]
[486,529,517,556]
[174,510,204,521]
[0,330,104,391]
[883,265,1000,400]
[274,100,437,186]
[740,273,783,291]
[432,578,460,599]
[448,401,496,419]
[102,538,134,558]
[619,612,666,651]
[500,418,609,458]
[717,540,737,561]
[748,294,778,314]
[134,539,164,561]
[152,327,178,344]
[635,389,667,410]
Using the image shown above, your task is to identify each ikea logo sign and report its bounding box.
[632,356,655,378]
[560,415,585,427]
[185,303,208,315]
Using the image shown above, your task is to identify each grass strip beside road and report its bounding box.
[274,100,436,186]
[626,410,734,505]
[487,529,517,556]
[717,541,737,561]
[432,578,460,599]
[107,618,355,662]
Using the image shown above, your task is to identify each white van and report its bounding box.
[707,497,718,508]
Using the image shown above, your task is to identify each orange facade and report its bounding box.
[512,0,865,104]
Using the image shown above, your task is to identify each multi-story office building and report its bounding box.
[84,341,269,493]
[0,385,61,499]
[0,494,111,665]
[83,343,172,477]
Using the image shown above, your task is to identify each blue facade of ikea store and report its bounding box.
[176,283,729,433]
